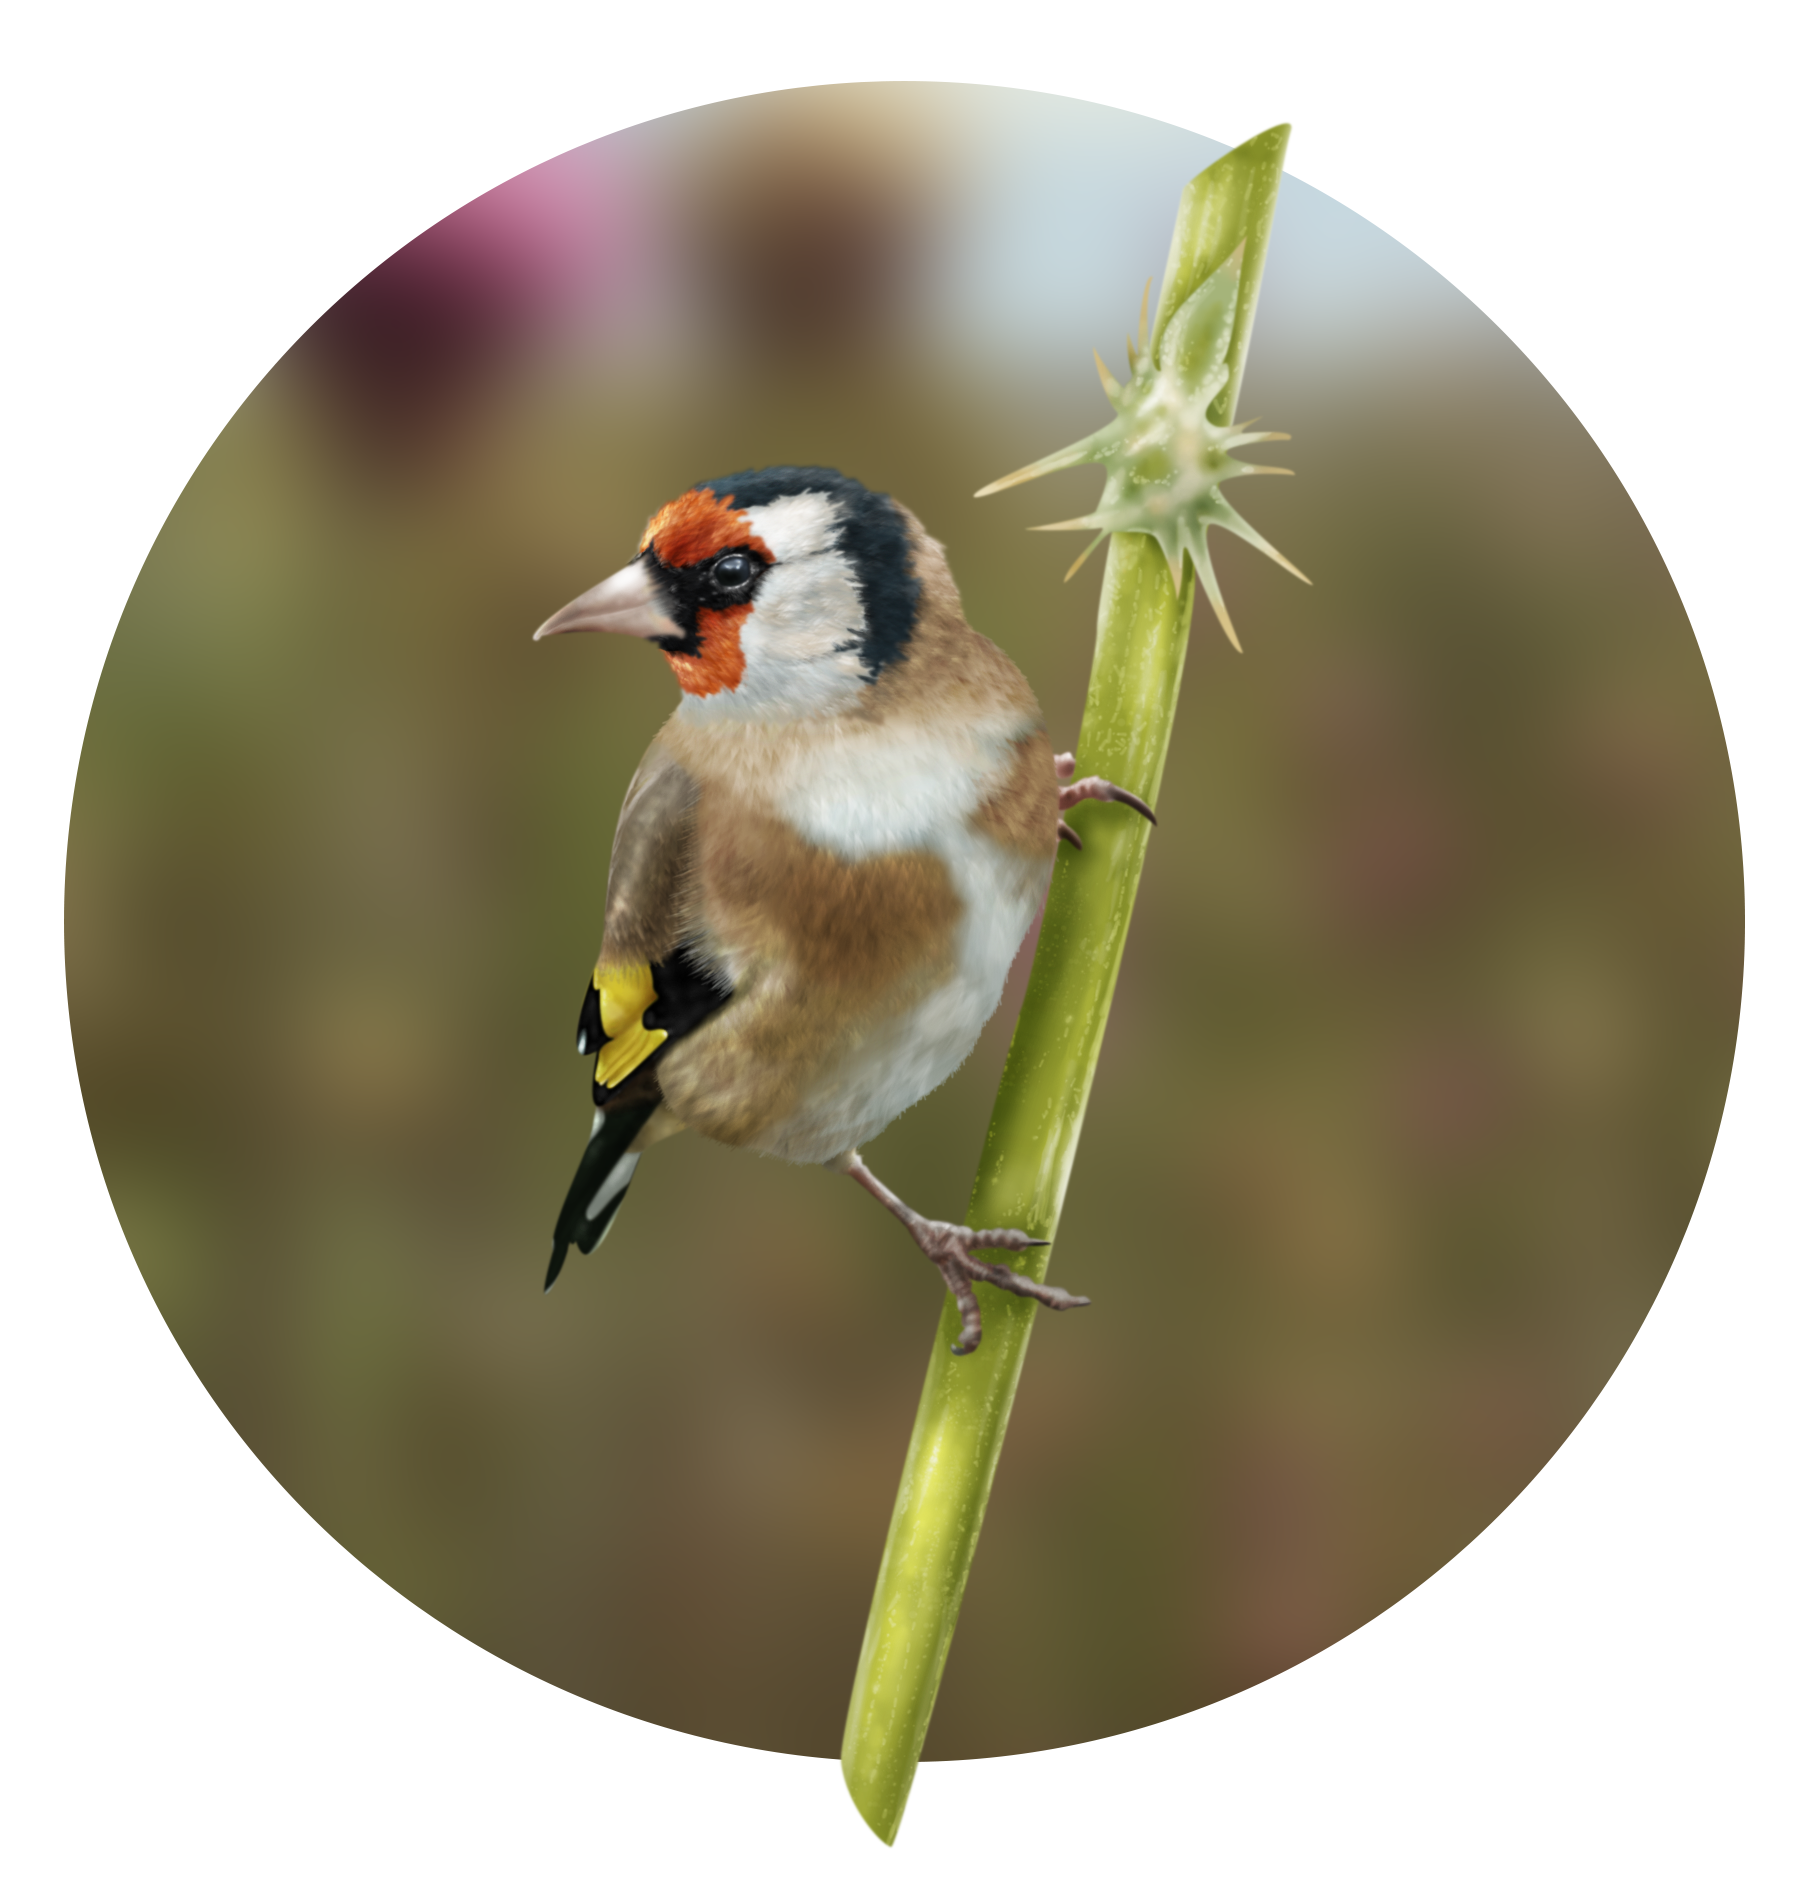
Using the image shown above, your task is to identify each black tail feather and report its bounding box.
[545,1102,660,1290]
[543,1241,570,1292]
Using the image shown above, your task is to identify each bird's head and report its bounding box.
[534,466,922,718]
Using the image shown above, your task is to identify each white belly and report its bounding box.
[747,717,1050,1163]
[753,828,1048,1163]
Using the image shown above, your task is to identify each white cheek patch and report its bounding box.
[751,553,867,660]
[741,491,840,563]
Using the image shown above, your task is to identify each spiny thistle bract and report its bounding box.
[976,244,1308,651]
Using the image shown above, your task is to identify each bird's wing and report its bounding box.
[574,743,732,1104]
[600,741,698,966]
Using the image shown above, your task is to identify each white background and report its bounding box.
[5,3,1799,1874]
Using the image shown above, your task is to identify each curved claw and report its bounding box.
[1057,819,1083,849]
[1058,775,1158,826]
[945,1266,984,1355]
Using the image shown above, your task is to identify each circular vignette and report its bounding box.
[65,83,1741,1760]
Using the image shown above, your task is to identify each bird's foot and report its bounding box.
[1053,752,1157,849]
[838,1149,1090,1355]
[912,1218,1090,1356]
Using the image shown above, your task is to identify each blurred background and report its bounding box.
[66,86,1741,1760]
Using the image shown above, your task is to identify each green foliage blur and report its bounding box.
[66,86,1740,1759]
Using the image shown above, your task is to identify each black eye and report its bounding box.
[712,552,757,595]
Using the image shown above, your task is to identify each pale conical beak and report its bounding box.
[533,558,674,641]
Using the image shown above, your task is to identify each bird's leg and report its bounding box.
[1053,751,1157,850]
[835,1150,1089,1356]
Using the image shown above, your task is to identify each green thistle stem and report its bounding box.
[840,124,1293,1846]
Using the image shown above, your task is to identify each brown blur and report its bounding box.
[66,86,1740,1760]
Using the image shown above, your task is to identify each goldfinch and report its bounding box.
[534,466,1152,1353]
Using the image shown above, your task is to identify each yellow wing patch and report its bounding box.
[594,961,669,1089]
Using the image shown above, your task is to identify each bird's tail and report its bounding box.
[545,1102,659,1291]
